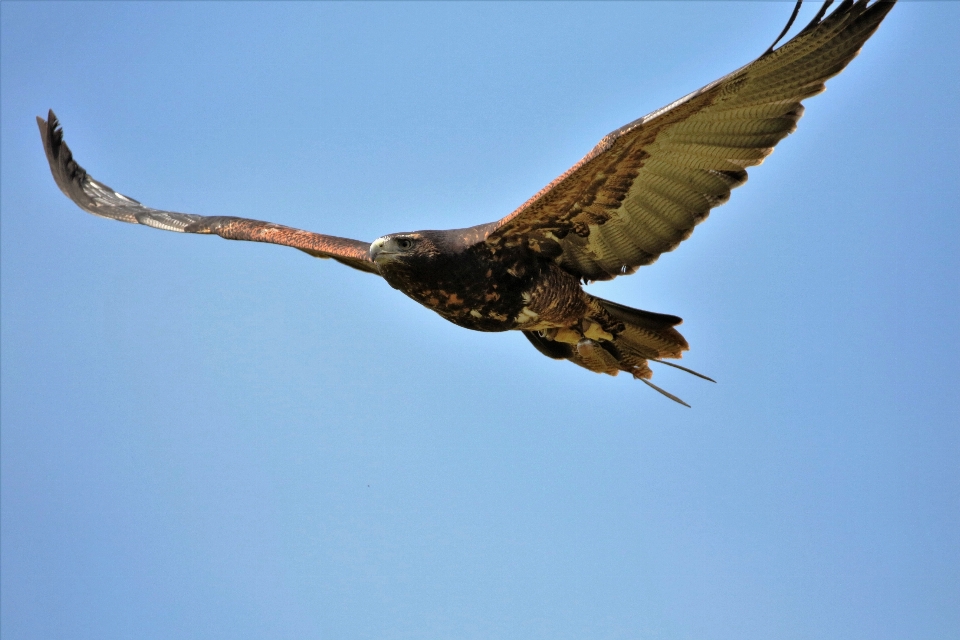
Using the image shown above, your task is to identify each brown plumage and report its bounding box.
[37,0,895,405]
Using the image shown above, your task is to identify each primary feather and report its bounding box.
[488,0,895,283]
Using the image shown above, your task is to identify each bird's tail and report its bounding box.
[522,296,713,406]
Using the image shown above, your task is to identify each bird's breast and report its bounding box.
[383,248,542,332]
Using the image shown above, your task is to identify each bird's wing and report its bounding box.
[486,0,895,282]
[37,111,380,275]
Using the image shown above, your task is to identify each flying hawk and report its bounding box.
[38,0,895,406]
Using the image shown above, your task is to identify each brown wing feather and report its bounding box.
[487,0,895,281]
[37,111,380,275]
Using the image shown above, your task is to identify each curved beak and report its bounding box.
[369,236,399,265]
[369,237,384,262]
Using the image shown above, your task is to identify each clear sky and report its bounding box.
[2,2,957,639]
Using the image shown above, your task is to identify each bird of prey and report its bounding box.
[38,0,895,406]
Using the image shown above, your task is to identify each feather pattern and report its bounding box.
[487,0,895,281]
[36,112,380,275]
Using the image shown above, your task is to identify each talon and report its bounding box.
[553,328,582,344]
[581,319,614,342]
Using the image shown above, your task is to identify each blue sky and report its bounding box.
[2,2,957,638]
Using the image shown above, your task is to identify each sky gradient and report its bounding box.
[2,2,958,639]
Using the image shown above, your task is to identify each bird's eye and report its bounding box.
[396,238,413,250]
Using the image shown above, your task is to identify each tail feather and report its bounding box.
[521,296,709,405]
[595,297,688,360]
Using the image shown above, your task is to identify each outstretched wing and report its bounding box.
[37,111,380,275]
[486,0,895,282]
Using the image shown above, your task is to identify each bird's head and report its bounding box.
[369,227,488,294]
[369,232,441,266]
[369,224,492,269]
[369,232,449,288]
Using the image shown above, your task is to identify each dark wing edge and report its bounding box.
[485,0,896,282]
[37,111,380,275]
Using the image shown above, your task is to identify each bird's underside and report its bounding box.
[37,0,894,406]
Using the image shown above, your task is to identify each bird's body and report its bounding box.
[37,0,896,405]
[372,225,583,334]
